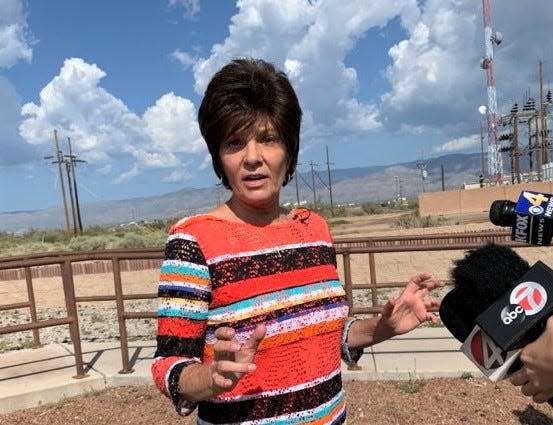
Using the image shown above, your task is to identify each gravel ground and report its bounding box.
[0,301,158,352]
[1,378,553,424]
[2,299,553,424]
[2,215,553,423]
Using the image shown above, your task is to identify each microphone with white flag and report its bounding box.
[439,243,553,406]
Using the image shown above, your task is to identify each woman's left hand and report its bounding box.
[379,272,443,336]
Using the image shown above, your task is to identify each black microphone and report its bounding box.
[489,190,553,245]
[440,242,530,342]
[440,243,553,405]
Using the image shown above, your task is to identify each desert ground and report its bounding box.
[2,211,553,424]
[2,211,553,310]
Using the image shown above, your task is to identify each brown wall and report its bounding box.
[0,258,162,281]
[419,182,553,216]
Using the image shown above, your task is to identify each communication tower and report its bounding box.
[480,0,503,183]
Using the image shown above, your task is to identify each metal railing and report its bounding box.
[0,229,523,379]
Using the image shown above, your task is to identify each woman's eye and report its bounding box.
[261,135,278,144]
[225,139,243,149]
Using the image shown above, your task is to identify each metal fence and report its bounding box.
[0,229,523,379]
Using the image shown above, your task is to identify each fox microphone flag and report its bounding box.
[489,190,553,246]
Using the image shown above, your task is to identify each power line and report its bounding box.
[44,129,70,233]
[310,161,317,205]
[44,130,87,234]
[326,145,335,217]
[65,137,87,232]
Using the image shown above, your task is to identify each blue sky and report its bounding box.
[1,0,552,212]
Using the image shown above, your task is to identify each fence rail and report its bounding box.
[0,228,526,378]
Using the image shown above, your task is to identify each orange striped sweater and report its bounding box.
[151,209,351,424]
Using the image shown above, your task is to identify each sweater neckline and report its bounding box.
[199,208,310,229]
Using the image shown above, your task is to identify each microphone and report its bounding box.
[489,190,553,245]
[440,243,553,405]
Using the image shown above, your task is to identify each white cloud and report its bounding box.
[190,0,422,147]
[0,0,33,68]
[163,168,191,183]
[20,58,146,153]
[19,58,203,183]
[171,49,198,70]
[168,0,200,20]
[433,134,479,153]
[0,0,35,168]
[187,0,550,151]
[112,164,140,184]
[143,92,204,154]
[11,0,553,184]
[0,76,34,166]
[381,0,553,137]
[381,0,481,131]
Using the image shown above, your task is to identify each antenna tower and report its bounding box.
[481,0,503,183]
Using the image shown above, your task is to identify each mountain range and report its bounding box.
[1,152,488,232]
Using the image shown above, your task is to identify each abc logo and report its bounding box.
[509,281,547,316]
[501,281,548,326]
[501,304,525,325]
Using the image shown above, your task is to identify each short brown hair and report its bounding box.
[198,58,302,188]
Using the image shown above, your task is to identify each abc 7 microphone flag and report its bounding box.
[462,261,553,382]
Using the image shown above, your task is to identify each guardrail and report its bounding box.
[0,228,524,378]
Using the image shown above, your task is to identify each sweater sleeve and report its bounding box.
[150,226,212,416]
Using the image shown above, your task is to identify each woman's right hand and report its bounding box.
[210,324,267,394]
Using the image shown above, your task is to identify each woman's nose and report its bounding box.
[244,140,262,163]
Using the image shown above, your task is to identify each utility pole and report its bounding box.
[64,155,78,234]
[45,131,87,234]
[325,146,335,217]
[294,171,300,207]
[310,161,317,206]
[416,160,427,193]
[66,137,86,232]
[44,129,71,233]
[394,176,404,201]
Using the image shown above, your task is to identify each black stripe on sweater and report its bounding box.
[210,245,336,289]
[198,373,343,424]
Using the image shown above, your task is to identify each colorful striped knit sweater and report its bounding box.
[151,209,350,424]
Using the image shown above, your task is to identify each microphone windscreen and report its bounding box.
[440,243,530,342]
[439,290,474,341]
[450,243,529,318]
[489,200,515,226]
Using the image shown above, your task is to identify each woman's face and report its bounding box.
[219,119,288,210]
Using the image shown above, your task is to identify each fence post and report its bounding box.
[112,257,133,373]
[342,251,353,313]
[60,259,87,379]
[24,266,41,348]
[368,252,378,312]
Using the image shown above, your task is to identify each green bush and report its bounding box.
[394,211,448,229]
[328,219,349,228]
[29,229,70,244]
[144,232,168,247]
[114,231,166,249]
[115,233,148,249]
[361,202,385,215]
[67,235,113,251]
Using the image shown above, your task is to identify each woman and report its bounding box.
[151,58,442,424]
